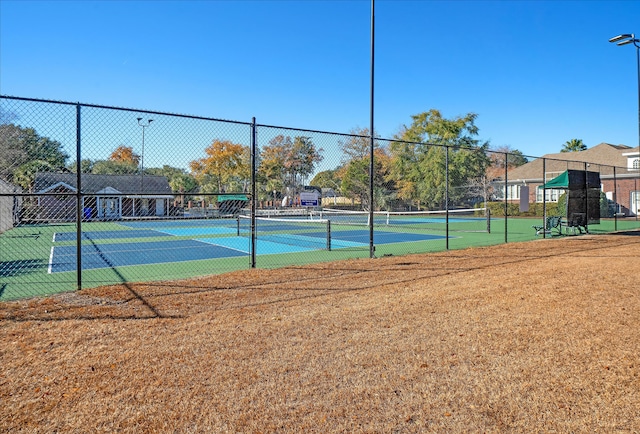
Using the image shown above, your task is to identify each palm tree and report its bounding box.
[561,139,587,153]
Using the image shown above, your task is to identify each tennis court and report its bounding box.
[47,217,448,273]
[4,213,638,301]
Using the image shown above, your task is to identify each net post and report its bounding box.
[486,207,491,233]
[237,216,240,236]
[327,219,331,251]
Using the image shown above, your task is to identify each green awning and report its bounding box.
[542,171,570,189]
[217,194,248,202]
[541,170,601,190]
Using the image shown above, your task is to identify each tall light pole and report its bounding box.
[136,117,153,189]
[609,33,640,150]
[369,0,375,258]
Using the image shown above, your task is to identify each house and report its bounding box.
[498,143,640,216]
[34,172,174,221]
[0,178,22,233]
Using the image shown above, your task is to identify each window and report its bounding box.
[632,191,640,215]
[633,158,640,170]
[495,185,520,200]
[536,187,561,202]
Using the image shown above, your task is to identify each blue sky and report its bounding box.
[2,0,640,160]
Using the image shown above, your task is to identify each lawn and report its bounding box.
[1,215,639,302]
[1,231,639,432]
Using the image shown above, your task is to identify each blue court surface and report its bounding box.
[49,224,446,273]
[49,240,247,273]
[54,230,174,242]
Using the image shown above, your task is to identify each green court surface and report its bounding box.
[1,216,639,302]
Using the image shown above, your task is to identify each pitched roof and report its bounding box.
[35,172,173,195]
[506,143,637,182]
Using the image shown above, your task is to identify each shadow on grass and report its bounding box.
[0,259,49,278]
[614,230,640,236]
[78,234,169,319]
[3,230,640,323]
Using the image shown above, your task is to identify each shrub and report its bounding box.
[484,201,560,217]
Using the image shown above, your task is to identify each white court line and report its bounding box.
[47,246,55,274]
[193,237,249,254]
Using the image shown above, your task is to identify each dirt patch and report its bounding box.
[2,233,640,432]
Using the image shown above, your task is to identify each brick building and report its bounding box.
[498,143,640,216]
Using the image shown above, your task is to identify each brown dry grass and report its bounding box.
[2,233,640,433]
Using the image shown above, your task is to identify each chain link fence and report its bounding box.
[2,95,639,301]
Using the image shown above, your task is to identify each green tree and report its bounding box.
[561,139,587,153]
[505,149,528,167]
[340,148,392,211]
[67,159,94,174]
[146,165,199,206]
[0,124,69,182]
[310,169,343,192]
[389,109,491,209]
[146,165,198,192]
[13,160,56,191]
[169,172,198,194]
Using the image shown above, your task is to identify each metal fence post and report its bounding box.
[504,152,508,243]
[614,166,618,231]
[75,103,82,290]
[250,117,257,268]
[445,145,450,250]
[584,162,589,233]
[369,0,375,259]
[542,158,547,239]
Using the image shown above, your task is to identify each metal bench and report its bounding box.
[532,216,563,236]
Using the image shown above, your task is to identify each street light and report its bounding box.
[609,33,640,150]
[136,117,153,189]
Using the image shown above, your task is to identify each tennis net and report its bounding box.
[237,215,332,250]
[312,207,489,232]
